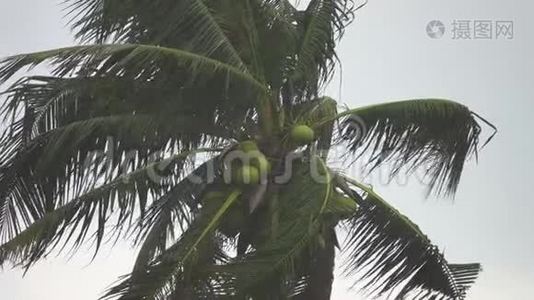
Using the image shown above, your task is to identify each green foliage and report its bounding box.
[104,189,242,299]
[0,1,496,299]
[338,99,496,196]
[233,165,261,185]
[0,149,219,269]
[197,158,334,298]
[337,176,481,299]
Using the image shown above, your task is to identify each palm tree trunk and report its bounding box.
[296,229,336,300]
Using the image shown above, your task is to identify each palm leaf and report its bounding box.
[1,73,256,145]
[0,44,266,136]
[202,157,334,298]
[336,99,496,196]
[0,148,220,268]
[104,189,242,300]
[0,111,227,239]
[0,41,261,241]
[131,156,222,275]
[64,0,247,70]
[337,176,481,300]
[289,0,355,98]
[0,44,266,94]
[251,0,300,90]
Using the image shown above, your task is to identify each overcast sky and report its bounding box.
[0,1,533,299]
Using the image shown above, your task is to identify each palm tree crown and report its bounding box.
[0,1,495,299]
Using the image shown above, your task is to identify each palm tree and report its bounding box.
[0,1,495,299]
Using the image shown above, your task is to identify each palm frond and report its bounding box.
[202,157,334,298]
[64,0,247,69]
[249,0,300,88]
[0,44,266,93]
[131,156,222,275]
[0,149,220,269]
[0,109,227,240]
[337,99,496,196]
[28,114,225,174]
[288,0,356,99]
[337,176,481,300]
[2,72,257,143]
[0,43,263,240]
[104,189,242,300]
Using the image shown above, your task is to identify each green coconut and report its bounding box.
[233,165,261,185]
[327,195,358,219]
[238,140,259,153]
[290,125,315,145]
[248,151,272,175]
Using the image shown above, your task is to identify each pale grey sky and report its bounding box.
[0,1,533,299]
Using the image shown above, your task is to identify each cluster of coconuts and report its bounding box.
[229,125,315,185]
[229,141,271,185]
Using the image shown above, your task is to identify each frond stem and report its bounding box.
[342,176,427,240]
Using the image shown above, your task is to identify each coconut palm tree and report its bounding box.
[0,1,495,299]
